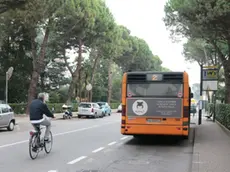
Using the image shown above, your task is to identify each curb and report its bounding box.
[215,120,230,138]
[190,126,198,172]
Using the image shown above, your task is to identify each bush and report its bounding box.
[208,103,230,130]
[9,102,119,115]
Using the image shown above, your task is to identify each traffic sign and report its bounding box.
[202,68,218,80]
[6,67,14,80]
[177,92,182,98]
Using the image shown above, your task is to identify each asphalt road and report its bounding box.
[0,113,195,172]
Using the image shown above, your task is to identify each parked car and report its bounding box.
[0,103,15,131]
[97,102,111,116]
[77,102,103,118]
[117,104,122,112]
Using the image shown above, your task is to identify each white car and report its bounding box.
[78,102,103,118]
[117,104,122,113]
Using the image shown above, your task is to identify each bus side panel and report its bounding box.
[182,72,189,136]
[121,73,127,134]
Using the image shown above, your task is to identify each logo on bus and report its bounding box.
[132,99,148,116]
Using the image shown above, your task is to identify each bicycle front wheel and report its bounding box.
[44,131,53,154]
[29,134,39,160]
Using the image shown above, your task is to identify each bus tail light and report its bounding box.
[183,106,189,117]
[122,105,126,116]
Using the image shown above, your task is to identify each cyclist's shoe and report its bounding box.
[32,146,38,152]
[44,138,49,142]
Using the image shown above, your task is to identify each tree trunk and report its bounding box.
[89,54,100,102]
[40,73,45,91]
[84,72,88,101]
[107,58,113,104]
[206,90,210,103]
[26,26,50,114]
[78,67,82,101]
[66,40,83,104]
[26,70,40,113]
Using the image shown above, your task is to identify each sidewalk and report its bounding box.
[192,114,230,172]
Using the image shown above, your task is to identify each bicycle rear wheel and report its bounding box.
[44,131,53,154]
[29,134,39,159]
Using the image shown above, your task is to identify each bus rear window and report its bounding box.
[79,103,91,108]
[127,83,183,97]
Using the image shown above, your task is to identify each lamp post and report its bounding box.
[198,64,203,125]
[5,67,14,104]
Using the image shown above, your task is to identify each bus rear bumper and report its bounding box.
[121,124,188,136]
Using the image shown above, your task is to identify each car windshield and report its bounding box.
[79,103,91,108]
[97,102,105,106]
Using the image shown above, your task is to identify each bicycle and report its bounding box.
[29,124,53,160]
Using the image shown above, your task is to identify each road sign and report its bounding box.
[203,65,218,69]
[6,67,14,80]
[202,80,218,91]
[86,83,92,91]
[202,68,218,80]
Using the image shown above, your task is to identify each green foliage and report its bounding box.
[164,0,230,103]
[209,103,230,130]
[0,0,28,14]
[0,0,167,105]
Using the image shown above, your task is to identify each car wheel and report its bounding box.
[7,121,14,131]
[78,115,81,118]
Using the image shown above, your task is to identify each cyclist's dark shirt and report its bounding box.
[29,99,54,120]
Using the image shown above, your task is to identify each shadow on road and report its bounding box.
[0,129,9,133]
[125,135,187,147]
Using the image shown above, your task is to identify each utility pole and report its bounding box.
[5,67,14,104]
[198,64,203,125]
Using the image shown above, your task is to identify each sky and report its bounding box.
[104,0,201,84]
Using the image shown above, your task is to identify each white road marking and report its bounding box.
[48,170,57,172]
[67,156,87,165]
[0,140,28,149]
[92,147,104,153]
[108,141,117,146]
[0,121,118,149]
[120,136,129,140]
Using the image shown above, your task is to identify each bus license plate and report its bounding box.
[146,119,161,123]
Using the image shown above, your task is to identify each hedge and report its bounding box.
[9,102,120,115]
[208,103,230,130]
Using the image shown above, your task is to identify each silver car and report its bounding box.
[78,102,103,118]
[0,103,15,131]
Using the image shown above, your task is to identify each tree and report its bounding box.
[183,38,220,66]
[0,15,32,102]
[164,0,230,103]
[0,0,27,14]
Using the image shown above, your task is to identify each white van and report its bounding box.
[0,104,15,131]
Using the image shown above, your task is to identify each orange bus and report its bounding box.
[121,71,193,139]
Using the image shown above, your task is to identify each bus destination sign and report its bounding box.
[146,74,163,81]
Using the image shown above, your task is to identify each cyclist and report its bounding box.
[29,93,55,142]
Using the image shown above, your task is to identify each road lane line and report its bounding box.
[0,121,118,149]
[108,141,116,146]
[67,156,87,165]
[48,170,57,172]
[92,147,104,153]
[0,140,28,148]
[120,136,129,140]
